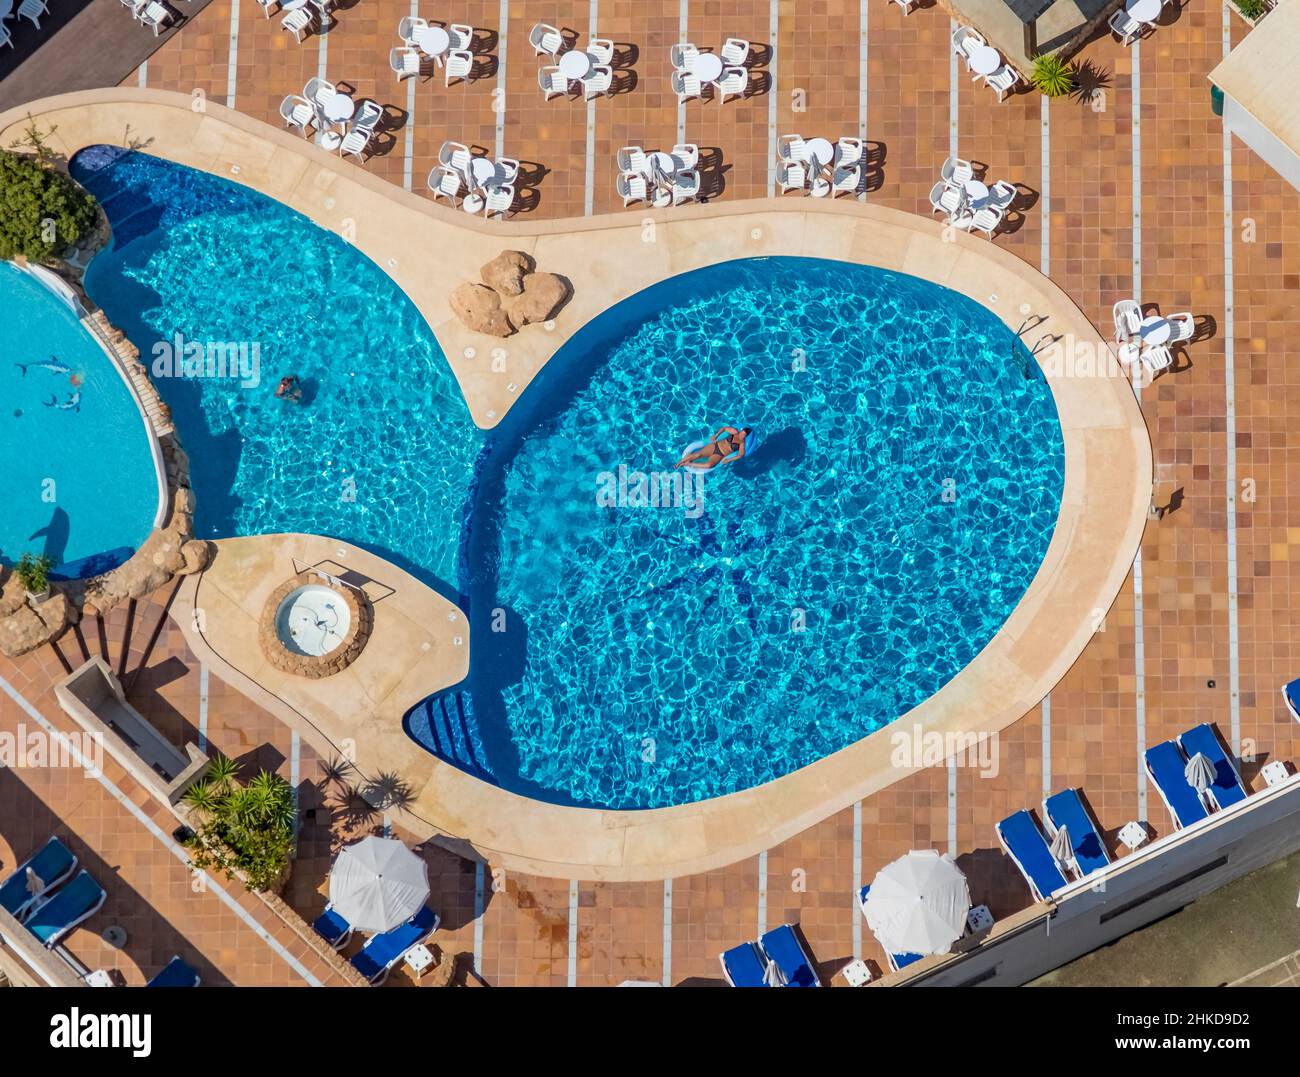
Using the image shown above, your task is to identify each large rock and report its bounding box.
[503,271,568,329]
[480,250,531,297]
[449,282,513,338]
[178,539,212,575]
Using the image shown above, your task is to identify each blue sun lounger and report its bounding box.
[996,810,1070,901]
[311,903,353,950]
[147,956,201,987]
[1043,789,1110,877]
[857,885,923,972]
[349,905,440,985]
[1145,739,1211,830]
[1283,678,1300,723]
[0,836,77,921]
[23,870,107,948]
[759,924,821,987]
[1177,723,1248,811]
[720,939,770,987]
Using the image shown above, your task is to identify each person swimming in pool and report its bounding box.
[676,426,752,470]
[276,375,303,402]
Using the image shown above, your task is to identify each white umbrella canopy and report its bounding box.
[863,849,972,956]
[328,837,429,934]
[1185,752,1216,793]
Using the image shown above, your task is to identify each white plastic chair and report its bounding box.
[617,172,648,207]
[279,94,315,135]
[672,170,701,206]
[483,184,515,219]
[583,65,613,100]
[256,0,279,18]
[717,67,748,104]
[833,165,862,197]
[1166,312,1196,343]
[438,140,472,174]
[449,24,475,50]
[617,146,648,174]
[588,39,615,65]
[1141,344,1174,377]
[495,157,521,184]
[428,166,463,207]
[672,70,703,103]
[304,78,337,115]
[670,43,699,69]
[539,66,567,100]
[940,156,974,186]
[282,7,316,43]
[777,161,807,194]
[340,121,376,161]
[1113,300,1142,341]
[445,50,474,86]
[953,205,1004,237]
[18,0,48,29]
[530,22,563,57]
[929,181,965,217]
[672,144,700,171]
[951,26,986,61]
[720,38,750,66]
[390,47,422,81]
[836,137,864,167]
[986,180,1018,210]
[1109,9,1142,45]
[983,65,1022,102]
[141,1,175,35]
[778,134,808,163]
[398,15,428,43]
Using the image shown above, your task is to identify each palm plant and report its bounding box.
[1031,53,1075,98]
[182,779,220,816]
[205,754,241,793]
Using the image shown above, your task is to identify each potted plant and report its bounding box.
[16,552,54,604]
[1031,53,1075,98]
[182,761,298,893]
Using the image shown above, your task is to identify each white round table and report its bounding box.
[805,138,835,169]
[968,45,1002,76]
[558,50,593,80]
[648,151,678,179]
[468,158,498,189]
[1127,0,1161,21]
[323,94,355,124]
[415,26,450,57]
[689,53,724,83]
[963,178,990,206]
[1139,316,1171,345]
[280,0,309,9]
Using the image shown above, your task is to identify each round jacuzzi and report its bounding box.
[258,574,372,678]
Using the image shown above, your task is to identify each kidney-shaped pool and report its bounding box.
[72,147,1064,811]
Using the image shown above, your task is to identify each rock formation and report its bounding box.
[449,250,570,337]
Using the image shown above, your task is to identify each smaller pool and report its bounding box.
[275,584,352,657]
[0,262,160,579]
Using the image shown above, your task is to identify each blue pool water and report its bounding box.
[72,148,1064,810]
[0,261,158,579]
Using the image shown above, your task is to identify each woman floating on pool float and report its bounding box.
[276,375,303,402]
[675,426,754,471]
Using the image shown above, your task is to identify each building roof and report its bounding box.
[1209,0,1300,158]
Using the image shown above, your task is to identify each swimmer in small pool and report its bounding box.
[676,426,752,470]
[276,375,303,402]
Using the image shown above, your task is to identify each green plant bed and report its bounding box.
[1031,54,1076,98]
[0,143,98,263]
[16,553,54,596]
[183,760,298,893]
[1232,0,1266,19]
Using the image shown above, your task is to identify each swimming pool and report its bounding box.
[73,148,1064,810]
[0,261,159,580]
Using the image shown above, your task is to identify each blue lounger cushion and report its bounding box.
[1145,740,1210,829]
[720,940,769,987]
[350,905,440,982]
[760,924,820,987]
[147,956,200,987]
[1284,678,1300,722]
[311,904,352,948]
[859,885,924,973]
[1044,788,1110,876]
[0,836,77,919]
[1178,723,1247,810]
[24,870,106,948]
[996,810,1069,900]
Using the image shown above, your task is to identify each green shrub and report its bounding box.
[1031,53,1076,98]
[183,765,297,892]
[0,147,98,263]
[1233,0,1266,19]
[15,553,54,594]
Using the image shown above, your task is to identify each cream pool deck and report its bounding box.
[1,89,1153,881]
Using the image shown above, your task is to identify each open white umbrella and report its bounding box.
[1185,752,1216,793]
[328,836,429,934]
[863,849,971,956]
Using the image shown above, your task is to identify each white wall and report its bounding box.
[1224,96,1300,192]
